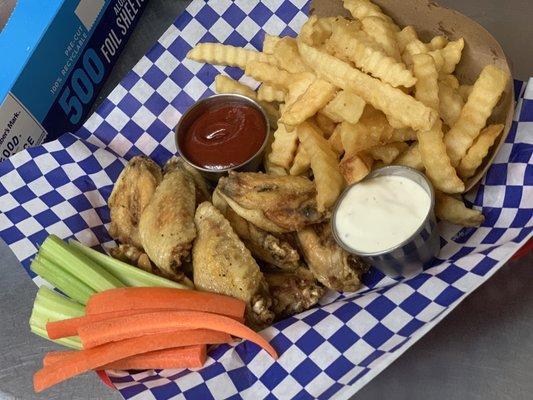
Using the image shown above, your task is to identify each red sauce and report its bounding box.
[180,103,266,170]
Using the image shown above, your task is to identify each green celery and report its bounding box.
[68,239,188,289]
[40,235,125,292]
[30,257,95,305]
[29,287,84,349]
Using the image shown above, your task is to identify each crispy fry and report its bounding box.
[326,23,416,88]
[438,82,464,127]
[403,40,445,72]
[285,73,316,107]
[368,142,408,163]
[298,122,344,211]
[298,43,437,131]
[268,123,299,169]
[418,120,464,193]
[440,38,464,74]
[360,16,402,61]
[390,127,417,141]
[257,84,286,103]
[245,61,294,89]
[321,90,366,124]
[340,108,394,155]
[458,84,473,102]
[289,145,310,176]
[339,151,373,184]
[386,115,407,129]
[298,14,318,45]
[215,74,256,99]
[263,34,281,54]
[439,74,459,89]
[298,15,338,47]
[273,37,312,73]
[328,124,344,154]
[430,35,449,50]
[315,113,337,138]
[458,124,504,179]
[397,26,418,53]
[445,65,509,165]
[343,0,399,30]
[413,53,439,111]
[393,143,424,170]
[265,159,288,176]
[187,43,275,69]
[280,79,337,126]
[435,192,484,226]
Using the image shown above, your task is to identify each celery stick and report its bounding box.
[40,235,125,292]
[29,287,84,349]
[69,239,189,289]
[31,258,95,305]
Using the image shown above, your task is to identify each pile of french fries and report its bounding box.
[187,0,509,227]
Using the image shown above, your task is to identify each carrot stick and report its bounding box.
[77,310,278,359]
[46,308,173,339]
[85,287,245,321]
[43,345,206,370]
[34,330,228,392]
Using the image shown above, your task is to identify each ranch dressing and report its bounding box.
[334,175,431,253]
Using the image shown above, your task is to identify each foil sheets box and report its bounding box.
[0,0,148,161]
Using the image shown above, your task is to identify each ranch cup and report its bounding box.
[332,166,440,278]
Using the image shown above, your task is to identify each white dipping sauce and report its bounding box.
[334,175,430,253]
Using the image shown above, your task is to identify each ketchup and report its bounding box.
[180,103,266,170]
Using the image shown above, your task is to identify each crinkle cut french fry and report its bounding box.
[289,145,310,176]
[386,115,407,129]
[435,192,484,226]
[418,120,465,193]
[343,0,399,31]
[445,65,508,165]
[393,142,424,171]
[257,84,286,103]
[389,127,417,142]
[326,23,416,88]
[440,38,465,74]
[368,142,408,163]
[438,82,464,127]
[457,124,504,179]
[321,90,366,125]
[215,75,257,99]
[298,42,437,131]
[280,79,337,126]
[397,26,418,53]
[328,124,344,154]
[439,74,459,89]
[268,123,299,169]
[430,35,449,50]
[285,73,316,107]
[263,34,281,54]
[340,108,393,155]
[413,53,439,111]
[187,43,275,69]
[298,122,344,211]
[245,61,294,89]
[339,151,373,184]
[458,84,473,102]
[315,112,337,138]
[273,37,312,73]
[360,16,402,61]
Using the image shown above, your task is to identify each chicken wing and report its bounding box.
[165,157,211,204]
[138,159,197,277]
[297,222,368,292]
[212,189,301,271]
[108,156,162,248]
[217,172,326,234]
[193,201,274,329]
[265,268,325,319]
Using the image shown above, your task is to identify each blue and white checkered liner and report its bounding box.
[0,0,532,398]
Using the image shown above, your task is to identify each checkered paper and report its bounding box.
[0,0,532,398]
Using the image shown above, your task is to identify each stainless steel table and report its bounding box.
[0,1,531,399]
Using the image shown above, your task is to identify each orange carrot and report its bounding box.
[46,308,172,339]
[34,330,228,392]
[43,345,206,370]
[77,310,278,359]
[85,287,245,321]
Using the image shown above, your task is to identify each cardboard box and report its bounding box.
[0,0,148,161]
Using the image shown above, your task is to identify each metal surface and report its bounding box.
[0,0,531,399]
[332,166,439,277]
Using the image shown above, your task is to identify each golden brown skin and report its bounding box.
[108,156,162,248]
[165,157,211,204]
[138,159,197,277]
[265,267,325,319]
[193,202,274,329]
[217,172,326,233]
[213,189,301,271]
[297,222,368,292]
